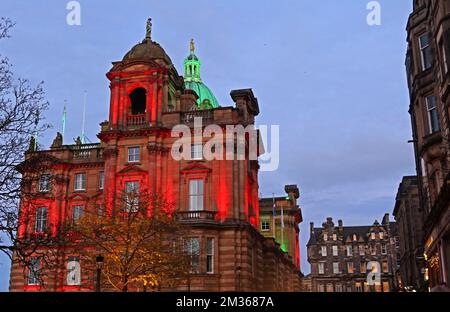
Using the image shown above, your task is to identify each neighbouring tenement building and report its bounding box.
[393,176,425,290]
[406,0,450,289]
[9,20,302,292]
[307,215,399,292]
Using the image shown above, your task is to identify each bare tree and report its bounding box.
[0,17,50,271]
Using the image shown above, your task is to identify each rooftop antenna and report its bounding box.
[62,100,67,144]
[81,91,87,144]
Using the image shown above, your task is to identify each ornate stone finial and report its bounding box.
[146,18,152,40]
[190,38,195,54]
[75,136,82,145]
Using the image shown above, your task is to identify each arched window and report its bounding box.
[129,88,146,115]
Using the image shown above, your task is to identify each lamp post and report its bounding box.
[236,266,242,292]
[95,255,104,292]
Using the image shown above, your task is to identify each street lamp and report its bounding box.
[236,266,242,292]
[95,255,104,292]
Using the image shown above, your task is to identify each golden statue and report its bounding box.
[190,38,195,54]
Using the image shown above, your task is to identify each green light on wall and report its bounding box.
[281,244,287,253]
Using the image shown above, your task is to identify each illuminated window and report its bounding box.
[189,179,204,211]
[99,171,104,190]
[353,234,357,241]
[206,238,214,274]
[382,261,389,273]
[333,233,337,241]
[318,263,325,275]
[360,262,367,273]
[346,245,353,256]
[27,256,41,285]
[35,207,47,233]
[426,96,440,134]
[333,262,339,274]
[332,245,338,256]
[67,256,80,286]
[371,232,376,240]
[72,205,84,223]
[128,146,140,162]
[347,262,354,274]
[321,246,327,257]
[371,245,377,255]
[355,282,362,292]
[125,181,139,212]
[261,219,270,232]
[335,284,343,292]
[38,175,51,192]
[382,281,390,292]
[74,173,86,191]
[323,233,328,241]
[379,231,384,239]
[419,34,433,71]
[191,144,203,160]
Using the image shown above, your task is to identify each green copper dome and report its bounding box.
[183,39,219,109]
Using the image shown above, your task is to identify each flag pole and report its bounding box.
[62,100,67,144]
[272,193,276,239]
[81,91,87,144]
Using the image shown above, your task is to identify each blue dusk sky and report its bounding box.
[0,0,414,291]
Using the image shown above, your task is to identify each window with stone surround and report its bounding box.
[419,34,433,71]
[318,262,325,275]
[332,245,338,256]
[189,179,204,211]
[74,173,86,191]
[333,262,339,274]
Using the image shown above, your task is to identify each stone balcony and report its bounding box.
[177,211,218,224]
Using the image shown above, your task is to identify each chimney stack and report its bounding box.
[310,222,314,234]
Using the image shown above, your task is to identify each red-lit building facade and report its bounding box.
[9,21,302,292]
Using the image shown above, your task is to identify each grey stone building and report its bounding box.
[307,215,399,292]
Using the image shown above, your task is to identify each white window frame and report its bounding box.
[321,246,327,257]
[318,262,325,275]
[191,143,203,160]
[346,245,353,256]
[99,171,104,190]
[127,146,140,163]
[206,238,214,274]
[74,173,86,191]
[35,207,47,233]
[332,245,338,256]
[426,96,440,134]
[323,233,328,241]
[189,179,204,211]
[72,205,84,223]
[419,34,432,71]
[261,219,270,232]
[38,175,51,192]
[67,256,81,286]
[27,256,41,285]
[333,262,339,274]
[332,233,337,241]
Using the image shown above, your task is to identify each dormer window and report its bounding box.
[130,88,146,115]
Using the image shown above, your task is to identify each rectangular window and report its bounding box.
[347,262,354,274]
[360,246,365,256]
[381,243,387,255]
[318,284,325,292]
[371,232,376,240]
[127,146,140,162]
[335,284,343,292]
[382,261,389,273]
[419,34,433,70]
[191,144,203,160]
[333,262,339,274]
[206,238,214,274]
[441,41,448,74]
[35,207,47,233]
[379,232,384,239]
[72,206,84,224]
[332,233,337,241]
[426,96,440,133]
[321,246,327,257]
[323,233,328,241]
[28,256,41,285]
[261,219,270,232]
[360,262,367,274]
[38,175,51,192]
[346,245,353,256]
[382,281,390,292]
[67,256,80,286]
[186,238,200,273]
[99,171,104,190]
[355,282,362,292]
[332,245,338,256]
[318,263,325,275]
[74,173,86,191]
[125,181,139,212]
[189,179,204,211]
[371,245,377,255]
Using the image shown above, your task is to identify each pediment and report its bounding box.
[117,164,147,175]
[68,193,89,201]
[181,162,211,174]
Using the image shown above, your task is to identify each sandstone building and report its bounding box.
[9,20,302,292]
